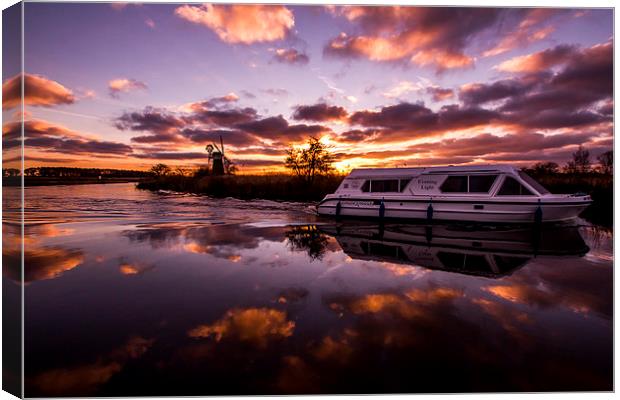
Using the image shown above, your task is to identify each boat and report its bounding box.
[318,222,589,278]
[317,165,591,223]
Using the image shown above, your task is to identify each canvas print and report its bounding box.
[2,2,613,397]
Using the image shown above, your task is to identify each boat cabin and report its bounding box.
[334,165,550,198]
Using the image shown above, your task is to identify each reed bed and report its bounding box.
[136,173,345,202]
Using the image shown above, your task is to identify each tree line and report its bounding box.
[524,146,612,176]
[2,167,152,178]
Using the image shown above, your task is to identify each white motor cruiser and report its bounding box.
[317,165,591,223]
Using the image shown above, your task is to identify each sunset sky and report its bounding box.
[2,3,614,172]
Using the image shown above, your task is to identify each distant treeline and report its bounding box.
[3,167,152,178]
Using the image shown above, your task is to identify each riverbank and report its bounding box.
[3,176,146,186]
[137,172,612,227]
[531,173,613,227]
[136,174,343,202]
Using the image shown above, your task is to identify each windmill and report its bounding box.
[205,135,233,175]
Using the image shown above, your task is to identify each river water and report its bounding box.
[3,183,613,395]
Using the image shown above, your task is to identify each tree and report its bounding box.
[150,163,171,177]
[529,162,559,175]
[597,150,613,175]
[565,145,590,174]
[285,137,335,183]
[174,166,191,176]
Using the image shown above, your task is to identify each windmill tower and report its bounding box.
[205,135,231,176]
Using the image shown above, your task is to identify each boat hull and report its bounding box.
[317,196,591,223]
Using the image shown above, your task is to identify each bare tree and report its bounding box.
[565,145,591,173]
[150,163,171,177]
[597,150,613,175]
[174,166,191,176]
[285,137,335,183]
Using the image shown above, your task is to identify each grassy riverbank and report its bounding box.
[137,172,612,227]
[137,174,344,202]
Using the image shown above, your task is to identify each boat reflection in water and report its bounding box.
[318,221,589,278]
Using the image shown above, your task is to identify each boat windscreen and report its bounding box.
[518,171,550,195]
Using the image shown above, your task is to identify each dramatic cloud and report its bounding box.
[426,87,454,102]
[339,129,609,166]
[482,9,566,57]
[496,42,612,126]
[406,131,602,159]
[115,106,185,133]
[3,73,75,109]
[349,102,438,131]
[459,78,537,105]
[346,102,501,142]
[175,4,294,44]
[325,7,501,71]
[496,44,578,73]
[292,103,348,122]
[190,107,259,127]
[8,120,133,156]
[236,115,330,142]
[337,128,383,143]
[181,128,259,147]
[271,48,309,65]
[198,92,239,108]
[108,78,148,98]
[134,151,209,160]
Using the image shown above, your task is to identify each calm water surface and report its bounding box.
[4,183,613,395]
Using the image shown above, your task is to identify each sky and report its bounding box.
[1,3,614,173]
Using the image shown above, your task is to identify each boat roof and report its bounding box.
[347,164,520,178]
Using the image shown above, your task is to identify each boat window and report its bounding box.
[463,255,491,272]
[361,241,409,261]
[518,171,550,195]
[493,255,529,272]
[361,179,412,193]
[469,175,498,193]
[437,252,465,269]
[437,252,491,272]
[497,176,534,196]
[440,176,468,192]
[371,180,399,192]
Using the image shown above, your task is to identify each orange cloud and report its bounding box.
[4,119,133,159]
[28,336,154,397]
[188,307,295,347]
[410,49,473,70]
[482,9,562,57]
[346,287,462,318]
[108,78,147,98]
[175,4,294,44]
[325,7,499,71]
[3,73,75,110]
[3,242,84,283]
[118,261,153,275]
[495,44,577,73]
